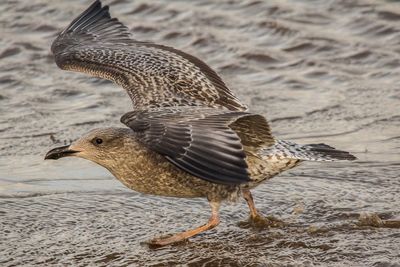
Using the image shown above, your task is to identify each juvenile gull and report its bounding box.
[45,1,356,246]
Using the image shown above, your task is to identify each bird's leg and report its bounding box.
[238,189,285,229]
[242,188,259,219]
[148,201,220,247]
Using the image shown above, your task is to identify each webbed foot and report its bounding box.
[145,234,189,248]
[237,214,285,229]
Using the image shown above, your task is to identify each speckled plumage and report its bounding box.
[120,107,276,185]
[46,1,357,246]
[51,0,246,111]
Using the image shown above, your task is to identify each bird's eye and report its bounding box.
[94,138,103,145]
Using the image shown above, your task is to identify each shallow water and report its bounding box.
[1,0,400,266]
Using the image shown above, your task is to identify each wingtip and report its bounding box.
[52,0,132,56]
[58,0,119,36]
[346,153,358,161]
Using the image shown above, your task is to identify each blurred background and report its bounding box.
[0,0,399,266]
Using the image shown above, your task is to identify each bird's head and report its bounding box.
[45,127,137,167]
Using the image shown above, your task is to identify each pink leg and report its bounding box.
[242,189,259,218]
[148,201,220,247]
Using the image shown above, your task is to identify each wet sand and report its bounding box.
[1,0,400,266]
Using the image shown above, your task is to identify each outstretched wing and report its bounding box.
[121,108,274,185]
[52,0,247,111]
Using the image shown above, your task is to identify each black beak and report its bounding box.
[45,145,79,160]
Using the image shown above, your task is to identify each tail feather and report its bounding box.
[304,143,357,161]
[263,140,357,161]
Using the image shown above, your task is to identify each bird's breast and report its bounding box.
[106,148,211,198]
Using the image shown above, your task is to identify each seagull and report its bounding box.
[45,0,356,247]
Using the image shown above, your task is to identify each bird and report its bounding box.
[45,0,356,247]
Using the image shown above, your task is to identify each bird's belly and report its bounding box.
[114,167,206,198]
[106,151,242,201]
[108,152,229,199]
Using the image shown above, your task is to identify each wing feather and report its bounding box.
[121,108,273,185]
[52,0,247,111]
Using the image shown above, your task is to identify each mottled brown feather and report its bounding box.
[121,108,274,185]
[52,0,247,111]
